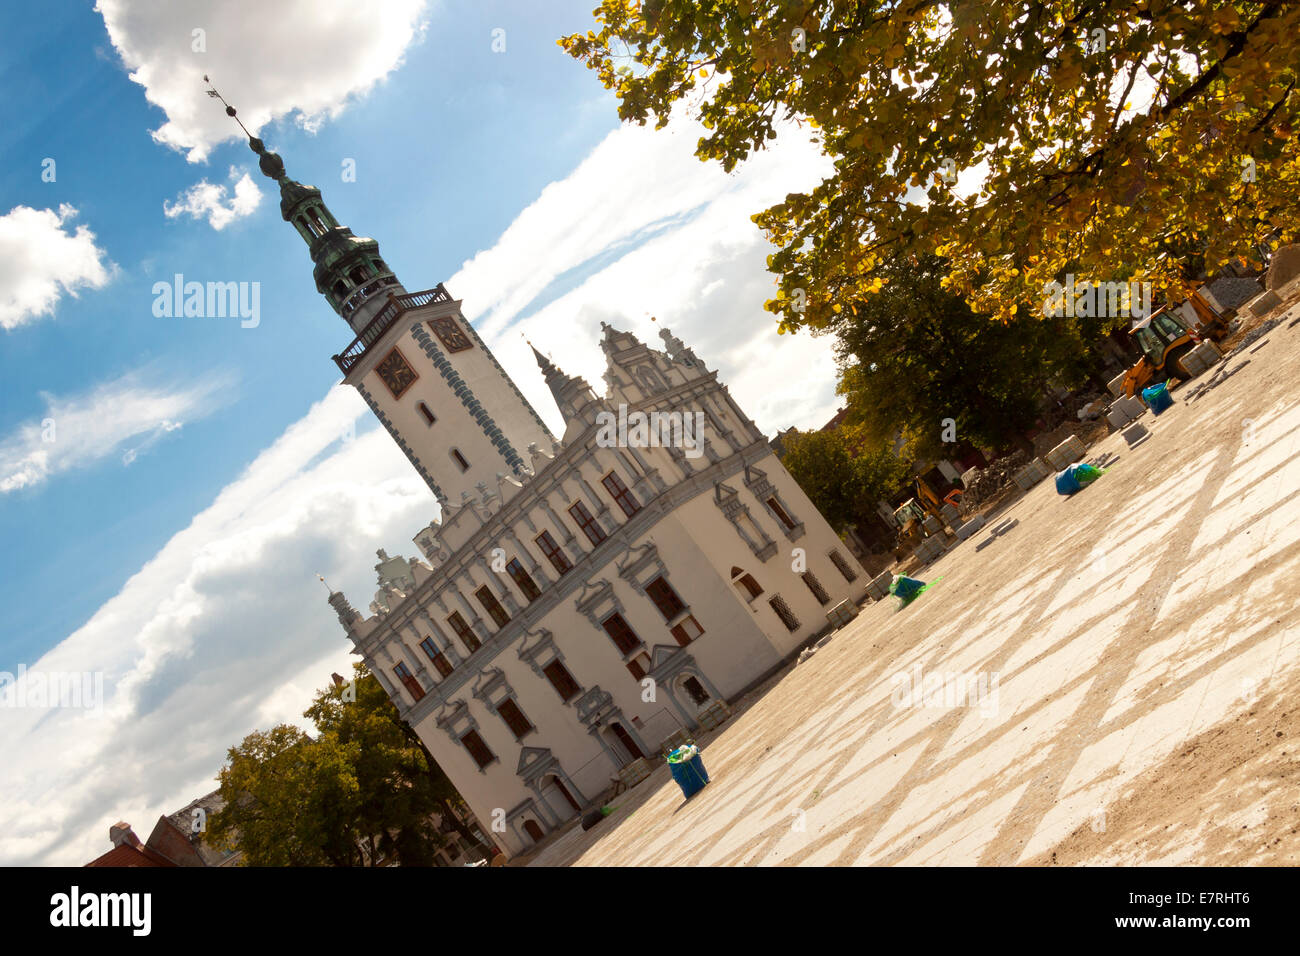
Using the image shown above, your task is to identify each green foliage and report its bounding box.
[780,424,910,533]
[563,2,1300,327]
[830,255,1093,458]
[209,662,471,867]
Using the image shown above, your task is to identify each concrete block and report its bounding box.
[940,503,961,525]
[1121,421,1151,448]
[1106,407,1131,430]
[1107,372,1128,397]
[865,571,892,601]
[1190,341,1221,369]
[826,599,859,629]
[1247,289,1282,317]
[1117,395,1146,420]
[1265,242,1300,291]
[1044,436,1087,471]
[922,514,942,535]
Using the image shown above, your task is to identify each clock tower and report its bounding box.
[233,112,555,508]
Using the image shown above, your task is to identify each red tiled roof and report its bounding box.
[85,843,176,868]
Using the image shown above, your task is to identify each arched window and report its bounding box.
[731,567,763,600]
[305,207,327,236]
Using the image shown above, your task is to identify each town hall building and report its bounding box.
[237,127,868,856]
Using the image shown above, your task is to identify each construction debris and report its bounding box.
[959,451,1030,512]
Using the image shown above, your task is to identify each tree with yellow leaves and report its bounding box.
[562,1,1300,328]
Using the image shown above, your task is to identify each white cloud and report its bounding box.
[0,371,230,493]
[0,387,431,865]
[0,205,115,331]
[444,115,844,435]
[164,168,262,230]
[95,0,431,162]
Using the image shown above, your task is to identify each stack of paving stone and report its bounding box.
[865,570,893,601]
[1106,371,1129,397]
[914,535,947,564]
[1043,435,1087,471]
[1012,457,1053,491]
[954,513,988,541]
[825,598,859,629]
[1106,395,1146,430]
[1178,340,1223,378]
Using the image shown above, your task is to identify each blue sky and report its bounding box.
[0,0,839,864]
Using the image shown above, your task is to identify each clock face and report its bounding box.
[429,315,473,353]
[375,347,418,399]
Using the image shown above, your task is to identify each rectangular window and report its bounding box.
[645,575,686,621]
[769,594,800,632]
[460,730,495,769]
[626,657,647,680]
[670,614,704,646]
[802,571,831,606]
[418,402,437,425]
[393,661,425,701]
[601,471,641,518]
[475,586,510,628]
[568,501,606,546]
[497,698,533,738]
[543,660,581,702]
[452,448,470,472]
[446,612,480,653]
[505,558,541,603]
[767,497,797,530]
[419,637,455,677]
[535,530,572,575]
[601,613,641,655]
[828,549,859,583]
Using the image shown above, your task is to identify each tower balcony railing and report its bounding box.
[340,275,402,320]
[333,284,454,374]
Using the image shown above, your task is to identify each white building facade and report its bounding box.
[240,134,868,856]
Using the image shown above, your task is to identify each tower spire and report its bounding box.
[205,77,406,332]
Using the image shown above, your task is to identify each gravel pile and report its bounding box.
[1206,276,1264,310]
[1234,315,1282,352]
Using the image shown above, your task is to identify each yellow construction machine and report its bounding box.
[1121,288,1231,398]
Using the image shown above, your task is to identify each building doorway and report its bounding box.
[541,774,581,819]
[522,819,544,843]
[608,721,645,762]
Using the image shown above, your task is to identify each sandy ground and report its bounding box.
[527,297,1300,868]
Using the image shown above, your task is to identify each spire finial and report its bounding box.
[204,76,253,138]
[205,75,286,180]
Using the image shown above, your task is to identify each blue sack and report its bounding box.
[1056,462,1107,496]
[1142,382,1173,415]
[889,575,927,603]
[1055,468,1082,495]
